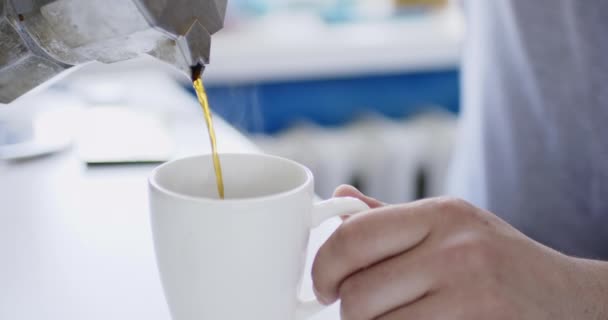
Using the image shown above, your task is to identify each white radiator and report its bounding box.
[252,111,457,203]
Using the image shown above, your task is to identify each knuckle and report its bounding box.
[435,197,474,213]
[312,221,366,300]
[334,220,360,244]
[312,250,338,297]
[433,197,479,226]
[310,260,325,292]
[331,221,364,262]
[440,233,495,272]
[339,297,361,320]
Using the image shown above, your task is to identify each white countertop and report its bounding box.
[0,76,341,319]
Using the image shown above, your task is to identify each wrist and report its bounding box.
[567,257,608,319]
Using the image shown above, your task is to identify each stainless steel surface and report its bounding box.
[0,0,226,104]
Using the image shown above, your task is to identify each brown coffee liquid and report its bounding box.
[192,65,225,199]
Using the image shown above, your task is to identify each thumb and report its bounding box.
[333,185,385,209]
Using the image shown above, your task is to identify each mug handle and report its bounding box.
[295,197,370,320]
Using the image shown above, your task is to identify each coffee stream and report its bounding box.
[191,64,225,199]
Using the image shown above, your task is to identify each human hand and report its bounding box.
[313,186,608,319]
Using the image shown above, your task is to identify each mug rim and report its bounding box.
[149,152,314,204]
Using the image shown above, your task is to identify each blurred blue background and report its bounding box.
[200,69,459,134]
[197,0,462,134]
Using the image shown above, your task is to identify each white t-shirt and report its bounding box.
[449,0,608,258]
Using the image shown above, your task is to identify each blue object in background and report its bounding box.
[189,69,460,134]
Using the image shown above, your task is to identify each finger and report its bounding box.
[337,248,437,320]
[333,185,385,209]
[312,199,439,304]
[376,292,455,320]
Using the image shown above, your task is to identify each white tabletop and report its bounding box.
[0,81,341,319]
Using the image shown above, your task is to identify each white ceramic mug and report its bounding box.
[149,153,369,320]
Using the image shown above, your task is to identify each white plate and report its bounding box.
[0,131,72,161]
[0,109,74,161]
